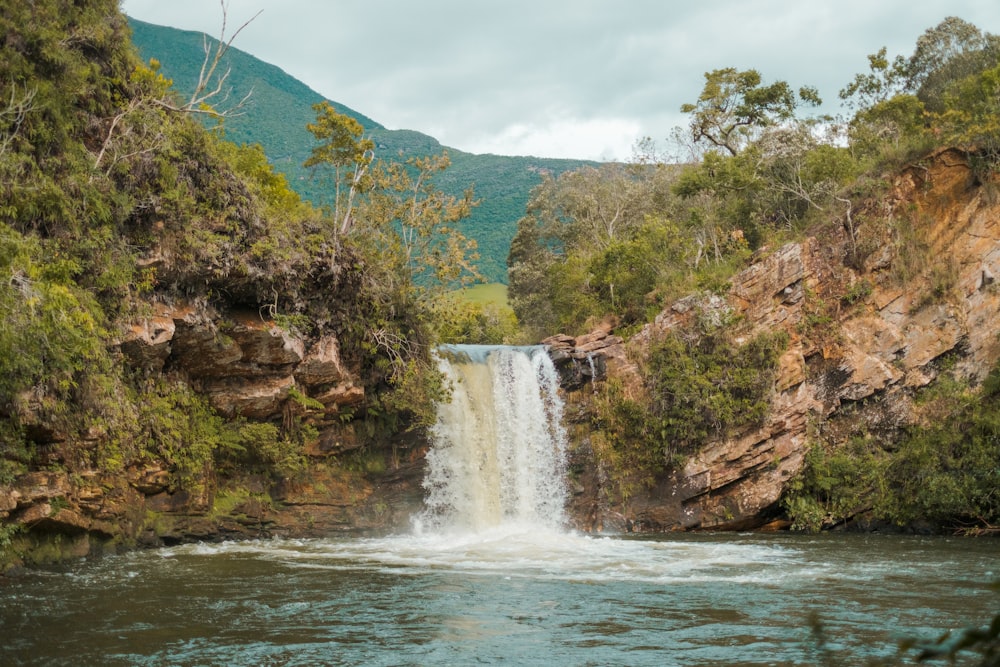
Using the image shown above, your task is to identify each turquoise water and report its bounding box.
[1,530,996,666]
[5,347,997,665]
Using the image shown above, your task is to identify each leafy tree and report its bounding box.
[311,149,482,431]
[839,47,909,111]
[361,153,479,289]
[937,62,1000,173]
[839,18,1000,165]
[507,163,677,337]
[906,16,1000,113]
[681,67,821,156]
[673,120,856,247]
[304,101,375,234]
[672,66,846,249]
[588,219,688,323]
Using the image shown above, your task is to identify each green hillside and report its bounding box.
[128,18,599,283]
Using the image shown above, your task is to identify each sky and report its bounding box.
[120,1,1000,162]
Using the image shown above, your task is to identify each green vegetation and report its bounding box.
[786,363,1000,533]
[128,18,598,285]
[0,0,476,556]
[430,291,520,345]
[644,322,788,457]
[590,315,787,488]
[458,283,509,306]
[508,162,694,339]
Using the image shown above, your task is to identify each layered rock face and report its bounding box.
[559,149,1000,532]
[4,150,995,567]
[120,301,366,421]
[1,300,424,567]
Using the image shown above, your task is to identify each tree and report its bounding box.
[672,117,854,246]
[0,83,36,157]
[94,2,260,175]
[304,101,375,234]
[507,164,672,336]
[153,0,261,117]
[681,67,821,156]
[838,19,1000,160]
[936,62,1000,176]
[838,47,908,111]
[359,152,479,290]
[906,16,1000,112]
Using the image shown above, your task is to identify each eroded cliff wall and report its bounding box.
[1,298,426,569]
[558,148,1000,532]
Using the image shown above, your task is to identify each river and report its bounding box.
[1,531,997,665]
[2,346,996,666]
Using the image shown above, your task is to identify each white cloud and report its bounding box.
[462,117,643,161]
[121,0,1000,160]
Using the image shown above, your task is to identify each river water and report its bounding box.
[1,531,997,665]
[2,346,997,666]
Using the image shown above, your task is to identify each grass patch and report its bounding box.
[452,283,509,307]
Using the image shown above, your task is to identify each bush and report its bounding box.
[645,320,788,457]
[785,363,1000,533]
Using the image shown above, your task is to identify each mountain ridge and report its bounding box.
[127,17,601,283]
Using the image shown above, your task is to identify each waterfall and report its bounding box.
[415,345,568,534]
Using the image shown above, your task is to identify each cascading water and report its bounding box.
[415,344,568,534]
[5,345,992,666]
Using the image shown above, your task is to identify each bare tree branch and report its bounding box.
[0,83,37,156]
[92,3,259,173]
[158,1,262,117]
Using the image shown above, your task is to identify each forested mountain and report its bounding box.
[128,18,599,284]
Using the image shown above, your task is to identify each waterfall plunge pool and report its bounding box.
[1,532,997,666]
[3,346,997,665]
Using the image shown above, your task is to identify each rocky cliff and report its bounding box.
[1,298,426,569]
[557,148,1000,533]
[3,148,994,569]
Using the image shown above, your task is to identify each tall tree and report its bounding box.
[304,101,374,234]
[681,67,820,156]
[906,16,1000,112]
[507,163,679,336]
[838,47,908,111]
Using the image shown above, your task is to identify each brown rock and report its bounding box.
[119,312,175,372]
[0,489,20,513]
[295,335,350,387]
[133,467,172,495]
[225,311,305,367]
[14,472,70,503]
[15,502,52,525]
[202,374,295,419]
[312,383,365,409]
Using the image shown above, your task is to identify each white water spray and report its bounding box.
[415,345,569,534]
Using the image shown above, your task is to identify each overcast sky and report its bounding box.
[120,1,1000,161]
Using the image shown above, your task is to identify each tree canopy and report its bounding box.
[680,67,821,156]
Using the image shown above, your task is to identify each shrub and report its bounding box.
[645,321,788,457]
